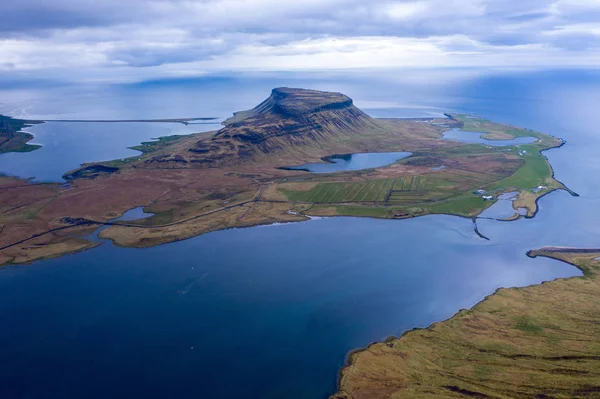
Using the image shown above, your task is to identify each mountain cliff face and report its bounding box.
[178,87,384,167]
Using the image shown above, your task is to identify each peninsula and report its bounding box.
[0,88,571,266]
[0,115,217,155]
[0,115,42,153]
[332,247,600,399]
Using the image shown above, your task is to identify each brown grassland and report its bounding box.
[332,248,600,399]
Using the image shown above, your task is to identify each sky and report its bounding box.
[1,0,600,84]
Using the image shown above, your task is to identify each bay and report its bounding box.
[1,69,599,398]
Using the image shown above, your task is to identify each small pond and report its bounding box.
[442,128,538,146]
[86,206,155,241]
[478,191,521,220]
[113,206,154,222]
[284,151,412,173]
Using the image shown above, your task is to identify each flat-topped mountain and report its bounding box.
[176,87,385,167]
[223,87,355,124]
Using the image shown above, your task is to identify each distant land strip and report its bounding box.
[37,117,219,124]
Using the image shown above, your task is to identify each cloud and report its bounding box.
[0,0,599,83]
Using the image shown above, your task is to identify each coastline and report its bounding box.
[0,193,546,267]
[1,107,571,267]
[0,174,562,266]
[0,114,220,156]
[521,140,578,220]
[0,116,44,154]
[331,247,600,399]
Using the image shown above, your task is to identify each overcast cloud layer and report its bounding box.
[1,0,600,83]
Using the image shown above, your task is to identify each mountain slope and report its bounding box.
[151,87,387,167]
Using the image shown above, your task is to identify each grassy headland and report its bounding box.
[0,115,43,154]
[332,248,600,399]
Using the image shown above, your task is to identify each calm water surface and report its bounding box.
[284,151,412,173]
[0,121,221,182]
[442,128,537,146]
[1,70,600,399]
[113,206,154,222]
[0,216,580,399]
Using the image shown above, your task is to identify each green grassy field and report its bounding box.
[283,176,429,204]
[335,205,392,218]
[281,166,511,212]
[97,135,193,168]
[450,114,546,140]
[428,193,494,217]
[129,135,189,154]
[490,144,558,191]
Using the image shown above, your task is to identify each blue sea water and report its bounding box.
[0,121,221,182]
[1,69,600,398]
